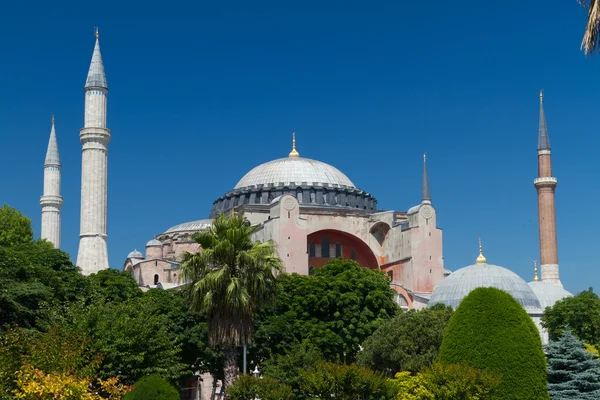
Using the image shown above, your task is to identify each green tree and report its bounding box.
[357,303,452,375]
[51,293,187,385]
[299,361,396,400]
[251,258,398,366]
[0,204,33,247]
[123,375,179,400]
[181,213,282,390]
[542,289,600,346]
[0,240,87,329]
[86,269,142,303]
[228,375,293,400]
[578,1,600,54]
[261,341,323,397]
[438,287,548,400]
[547,329,600,399]
[391,363,501,400]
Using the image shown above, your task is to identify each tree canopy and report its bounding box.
[123,375,179,400]
[357,303,453,375]
[252,258,398,366]
[542,289,600,347]
[547,329,600,399]
[0,204,33,247]
[438,287,548,400]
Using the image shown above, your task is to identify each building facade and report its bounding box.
[124,139,444,307]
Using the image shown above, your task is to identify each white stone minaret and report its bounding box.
[40,116,63,248]
[76,28,110,275]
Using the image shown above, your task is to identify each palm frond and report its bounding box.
[580,0,600,54]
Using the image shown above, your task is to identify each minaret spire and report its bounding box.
[77,31,111,275]
[422,153,431,203]
[40,116,63,248]
[538,90,550,150]
[534,91,561,287]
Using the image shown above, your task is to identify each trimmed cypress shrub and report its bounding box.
[547,329,600,399]
[438,287,548,400]
[123,375,179,400]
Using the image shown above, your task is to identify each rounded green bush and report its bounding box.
[123,374,179,400]
[438,287,548,400]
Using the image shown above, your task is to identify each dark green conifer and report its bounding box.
[547,329,600,399]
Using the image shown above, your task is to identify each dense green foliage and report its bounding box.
[542,289,600,346]
[392,363,501,400]
[0,326,102,398]
[547,329,600,399]
[357,303,452,375]
[438,287,548,400]
[0,205,33,247]
[299,361,396,400]
[228,375,293,400]
[252,258,398,365]
[123,375,179,400]
[181,213,282,388]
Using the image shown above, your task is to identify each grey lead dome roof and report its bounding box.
[234,157,355,189]
[164,219,213,233]
[528,281,572,310]
[127,249,144,259]
[429,263,542,311]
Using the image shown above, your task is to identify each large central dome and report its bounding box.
[234,157,355,189]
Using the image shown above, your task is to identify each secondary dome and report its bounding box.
[526,262,572,309]
[127,249,144,259]
[429,246,541,311]
[164,219,213,234]
[234,157,355,189]
[146,239,162,247]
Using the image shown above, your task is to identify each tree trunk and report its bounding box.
[223,346,238,392]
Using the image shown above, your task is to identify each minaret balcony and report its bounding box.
[534,177,557,187]
[40,195,64,207]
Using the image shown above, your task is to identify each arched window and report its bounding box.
[335,243,342,258]
[154,274,159,285]
[351,248,357,260]
[310,190,316,204]
[321,237,329,258]
[309,242,316,257]
[309,265,315,275]
[296,189,303,204]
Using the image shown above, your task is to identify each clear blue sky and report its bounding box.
[1,0,597,294]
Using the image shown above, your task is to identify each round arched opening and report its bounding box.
[307,229,378,270]
[370,222,391,246]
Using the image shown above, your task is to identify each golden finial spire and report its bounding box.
[539,90,543,104]
[288,132,300,158]
[95,27,99,39]
[51,115,54,125]
[533,260,539,282]
[476,237,487,264]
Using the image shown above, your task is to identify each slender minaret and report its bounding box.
[76,28,110,275]
[534,91,562,287]
[40,116,63,248]
[422,153,431,204]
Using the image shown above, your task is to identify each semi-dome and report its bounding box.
[234,157,355,189]
[146,239,162,247]
[164,219,213,234]
[429,246,541,311]
[127,249,144,259]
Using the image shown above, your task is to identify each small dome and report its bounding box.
[127,249,144,259]
[429,262,541,311]
[164,219,213,234]
[528,281,572,310]
[234,157,355,189]
[146,239,162,247]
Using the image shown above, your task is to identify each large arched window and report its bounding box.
[309,242,316,257]
[335,243,342,258]
[321,237,329,258]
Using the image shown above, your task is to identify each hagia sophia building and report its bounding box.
[40,33,572,343]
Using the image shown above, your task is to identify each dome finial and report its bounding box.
[476,237,487,264]
[289,132,300,158]
[533,260,539,281]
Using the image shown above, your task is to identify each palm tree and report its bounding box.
[181,213,282,390]
[579,0,600,54]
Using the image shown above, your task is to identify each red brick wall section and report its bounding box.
[307,229,379,270]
